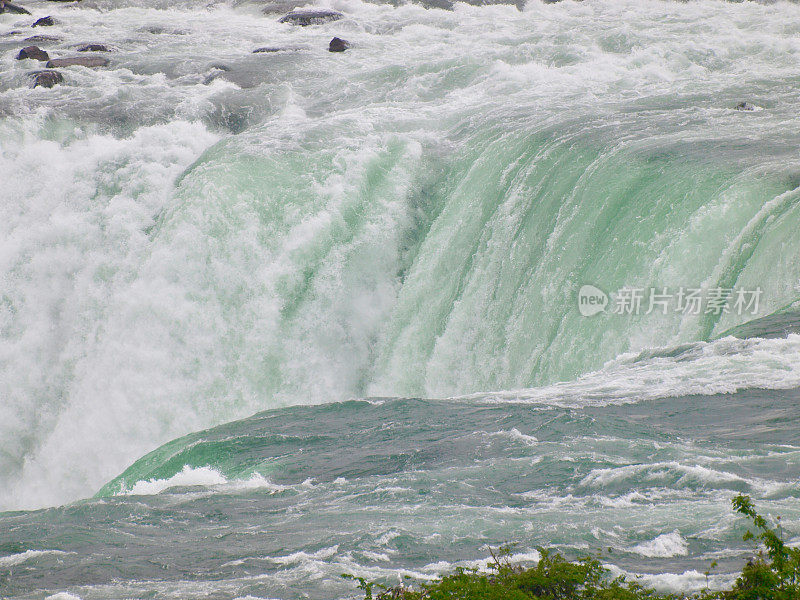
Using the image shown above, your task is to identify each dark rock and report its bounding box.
[29,69,63,88]
[24,34,61,43]
[2,30,23,36]
[0,1,31,15]
[203,72,222,85]
[32,16,55,27]
[735,101,756,112]
[253,46,300,53]
[328,37,349,52]
[414,0,453,10]
[46,56,109,67]
[16,45,49,61]
[139,25,188,35]
[203,64,231,85]
[278,10,343,26]
[252,46,303,53]
[76,43,109,52]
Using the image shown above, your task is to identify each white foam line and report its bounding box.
[0,549,68,567]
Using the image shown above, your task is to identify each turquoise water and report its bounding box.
[3,385,800,598]
[2,0,800,597]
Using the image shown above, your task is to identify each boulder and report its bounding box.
[76,43,109,52]
[46,56,109,67]
[253,46,301,53]
[278,10,342,26]
[16,45,49,60]
[735,101,756,112]
[30,69,63,87]
[140,25,188,35]
[0,1,31,14]
[24,34,61,43]
[328,37,349,52]
[32,16,55,27]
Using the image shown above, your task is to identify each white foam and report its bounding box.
[122,465,227,496]
[631,532,689,558]
[493,428,539,446]
[577,460,785,497]
[465,335,800,408]
[0,549,67,567]
[266,545,340,566]
[119,467,292,496]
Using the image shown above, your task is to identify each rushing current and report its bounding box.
[2,0,800,598]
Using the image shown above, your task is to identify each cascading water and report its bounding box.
[1,0,800,597]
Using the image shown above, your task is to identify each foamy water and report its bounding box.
[2,0,800,597]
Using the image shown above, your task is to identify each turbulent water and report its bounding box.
[2,0,800,598]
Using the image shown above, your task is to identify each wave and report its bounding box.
[458,334,800,407]
[0,549,68,567]
[630,532,689,558]
[111,464,292,496]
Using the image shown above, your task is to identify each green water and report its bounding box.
[2,0,800,597]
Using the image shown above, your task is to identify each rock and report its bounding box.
[253,46,301,53]
[2,30,23,36]
[414,0,453,10]
[16,45,49,61]
[278,10,343,26]
[0,1,31,15]
[139,25,188,35]
[735,101,756,112]
[76,43,109,52]
[203,64,231,85]
[24,34,61,43]
[46,56,109,68]
[328,37,349,52]
[30,69,63,88]
[253,46,304,53]
[32,16,55,27]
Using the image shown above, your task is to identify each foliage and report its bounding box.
[721,494,800,600]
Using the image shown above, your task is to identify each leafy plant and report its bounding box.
[725,494,800,600]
